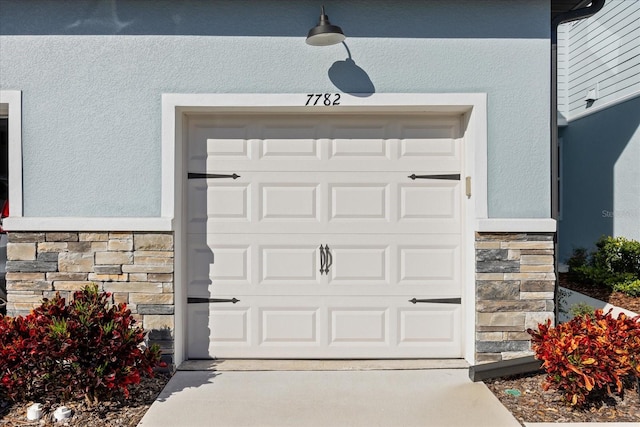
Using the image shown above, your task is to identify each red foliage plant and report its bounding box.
[0,285,166,405]
[528,309,640,406]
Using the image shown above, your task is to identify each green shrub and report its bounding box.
[567,247,589,275]
[0,285,165,404]
[592,236,640,276]
[613,280,640,298]
[570,302,595,318]
[570,264,613,286]
[567,236,640,297]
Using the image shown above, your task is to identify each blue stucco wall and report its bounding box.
[558,96,640,261]
[0,0,551,218]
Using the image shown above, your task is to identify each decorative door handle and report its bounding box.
[319,245,333,275]
[319,245,327,275]
[325,245,333,275]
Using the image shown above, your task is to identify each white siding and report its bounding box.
[560,0,640,119]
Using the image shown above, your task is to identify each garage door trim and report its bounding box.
[162,93,488,366]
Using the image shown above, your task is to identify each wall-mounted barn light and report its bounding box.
[306,6,345,46]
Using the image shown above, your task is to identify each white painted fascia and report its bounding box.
[476,218,557,232]
[0,90,22,217]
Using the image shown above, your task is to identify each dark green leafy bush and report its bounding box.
[568,236,640,297]
[613,280,640,297]
[567,247,589,273]
[592,236,640,276]
[0,284,165,404]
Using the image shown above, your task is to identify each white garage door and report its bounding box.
[186,114,465,359]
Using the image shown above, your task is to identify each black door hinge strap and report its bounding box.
[188,173,240,180]
[409,297,461,304]
[408,174,460,181]
[188,297,240,304]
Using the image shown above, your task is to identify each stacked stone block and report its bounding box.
[5,232,175,367]
[475,232,555,363]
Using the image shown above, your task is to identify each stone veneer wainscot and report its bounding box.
[5,231,175,367]
[475,232,556,363]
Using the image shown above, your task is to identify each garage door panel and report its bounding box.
[205,159,461,173]
[211,246,250,282]
[187,173,461,234]
[207,137,249,157]
[208,284,459,297]
[188,305,252,359]
[187,305,212,358]
[398,245,460,284]
[187,113,465,359]
[205,135,250,158]
[186,182,208,228]
[199,222,461,235]
[187,182,250,226]
[399,306,460,345]
[329,123,390,159]
[399,127,458,158]
[207,185,250,220]
[330,184,389,220]
[187,243,254,298]
[190,115,461,172]
[189,234,461,296]
[328,246,389,285]
[187,244,216,297]
[260,246,320,284]
[261,128,320,159]
[399,183,459,221]
[330,136,388,159]
[329,308,389,345]
[210,309,250,343]
[189,297,462,359]
[260,184,320,220]
[188,121,251,165]
[260,308,320,344]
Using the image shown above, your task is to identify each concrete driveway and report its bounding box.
[138,366,520,427]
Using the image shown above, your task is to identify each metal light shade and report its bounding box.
[306,6,345,46]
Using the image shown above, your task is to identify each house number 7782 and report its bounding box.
[305,93,341,106]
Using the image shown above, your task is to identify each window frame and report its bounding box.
[0,91,22,218]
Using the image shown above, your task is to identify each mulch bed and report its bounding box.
[486,273,640,426]
[0,373,171,427]
[559,273,640,314]
[486,373,640,425]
